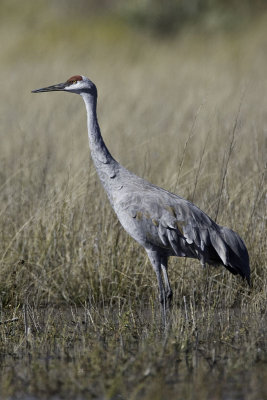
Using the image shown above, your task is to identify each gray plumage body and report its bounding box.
[32,75,250,308]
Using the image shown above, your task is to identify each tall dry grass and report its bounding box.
[1,24,266,309]
[0,4,266,398]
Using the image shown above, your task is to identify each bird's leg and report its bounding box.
[201,261,206,269]
[146,250,167,321]
[161,256,173,309]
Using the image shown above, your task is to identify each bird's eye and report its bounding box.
[72,80,77,84]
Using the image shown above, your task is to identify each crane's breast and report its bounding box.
[113,191,187,252]
[114,201,161,247]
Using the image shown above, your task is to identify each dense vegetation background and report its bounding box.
[0,1,266,399]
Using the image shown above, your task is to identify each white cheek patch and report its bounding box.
[65,83,83,92]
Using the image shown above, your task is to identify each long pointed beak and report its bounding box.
[32,82,67,93]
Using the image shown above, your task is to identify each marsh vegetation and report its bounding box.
[0,1,266,399]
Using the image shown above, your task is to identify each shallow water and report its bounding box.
[0,304,266,399]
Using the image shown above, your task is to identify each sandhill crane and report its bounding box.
[32,75,250,313]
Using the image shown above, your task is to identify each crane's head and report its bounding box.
[32,75,97,97]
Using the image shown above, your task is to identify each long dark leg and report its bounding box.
[146,249,166,321]
[161,255,173,308]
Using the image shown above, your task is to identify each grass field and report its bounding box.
[0,1,266,399]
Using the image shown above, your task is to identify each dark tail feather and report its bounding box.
[209,226,250,285]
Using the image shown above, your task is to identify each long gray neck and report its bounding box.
[81,92,119,201]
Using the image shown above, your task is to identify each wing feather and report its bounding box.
[116,182,250,283]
